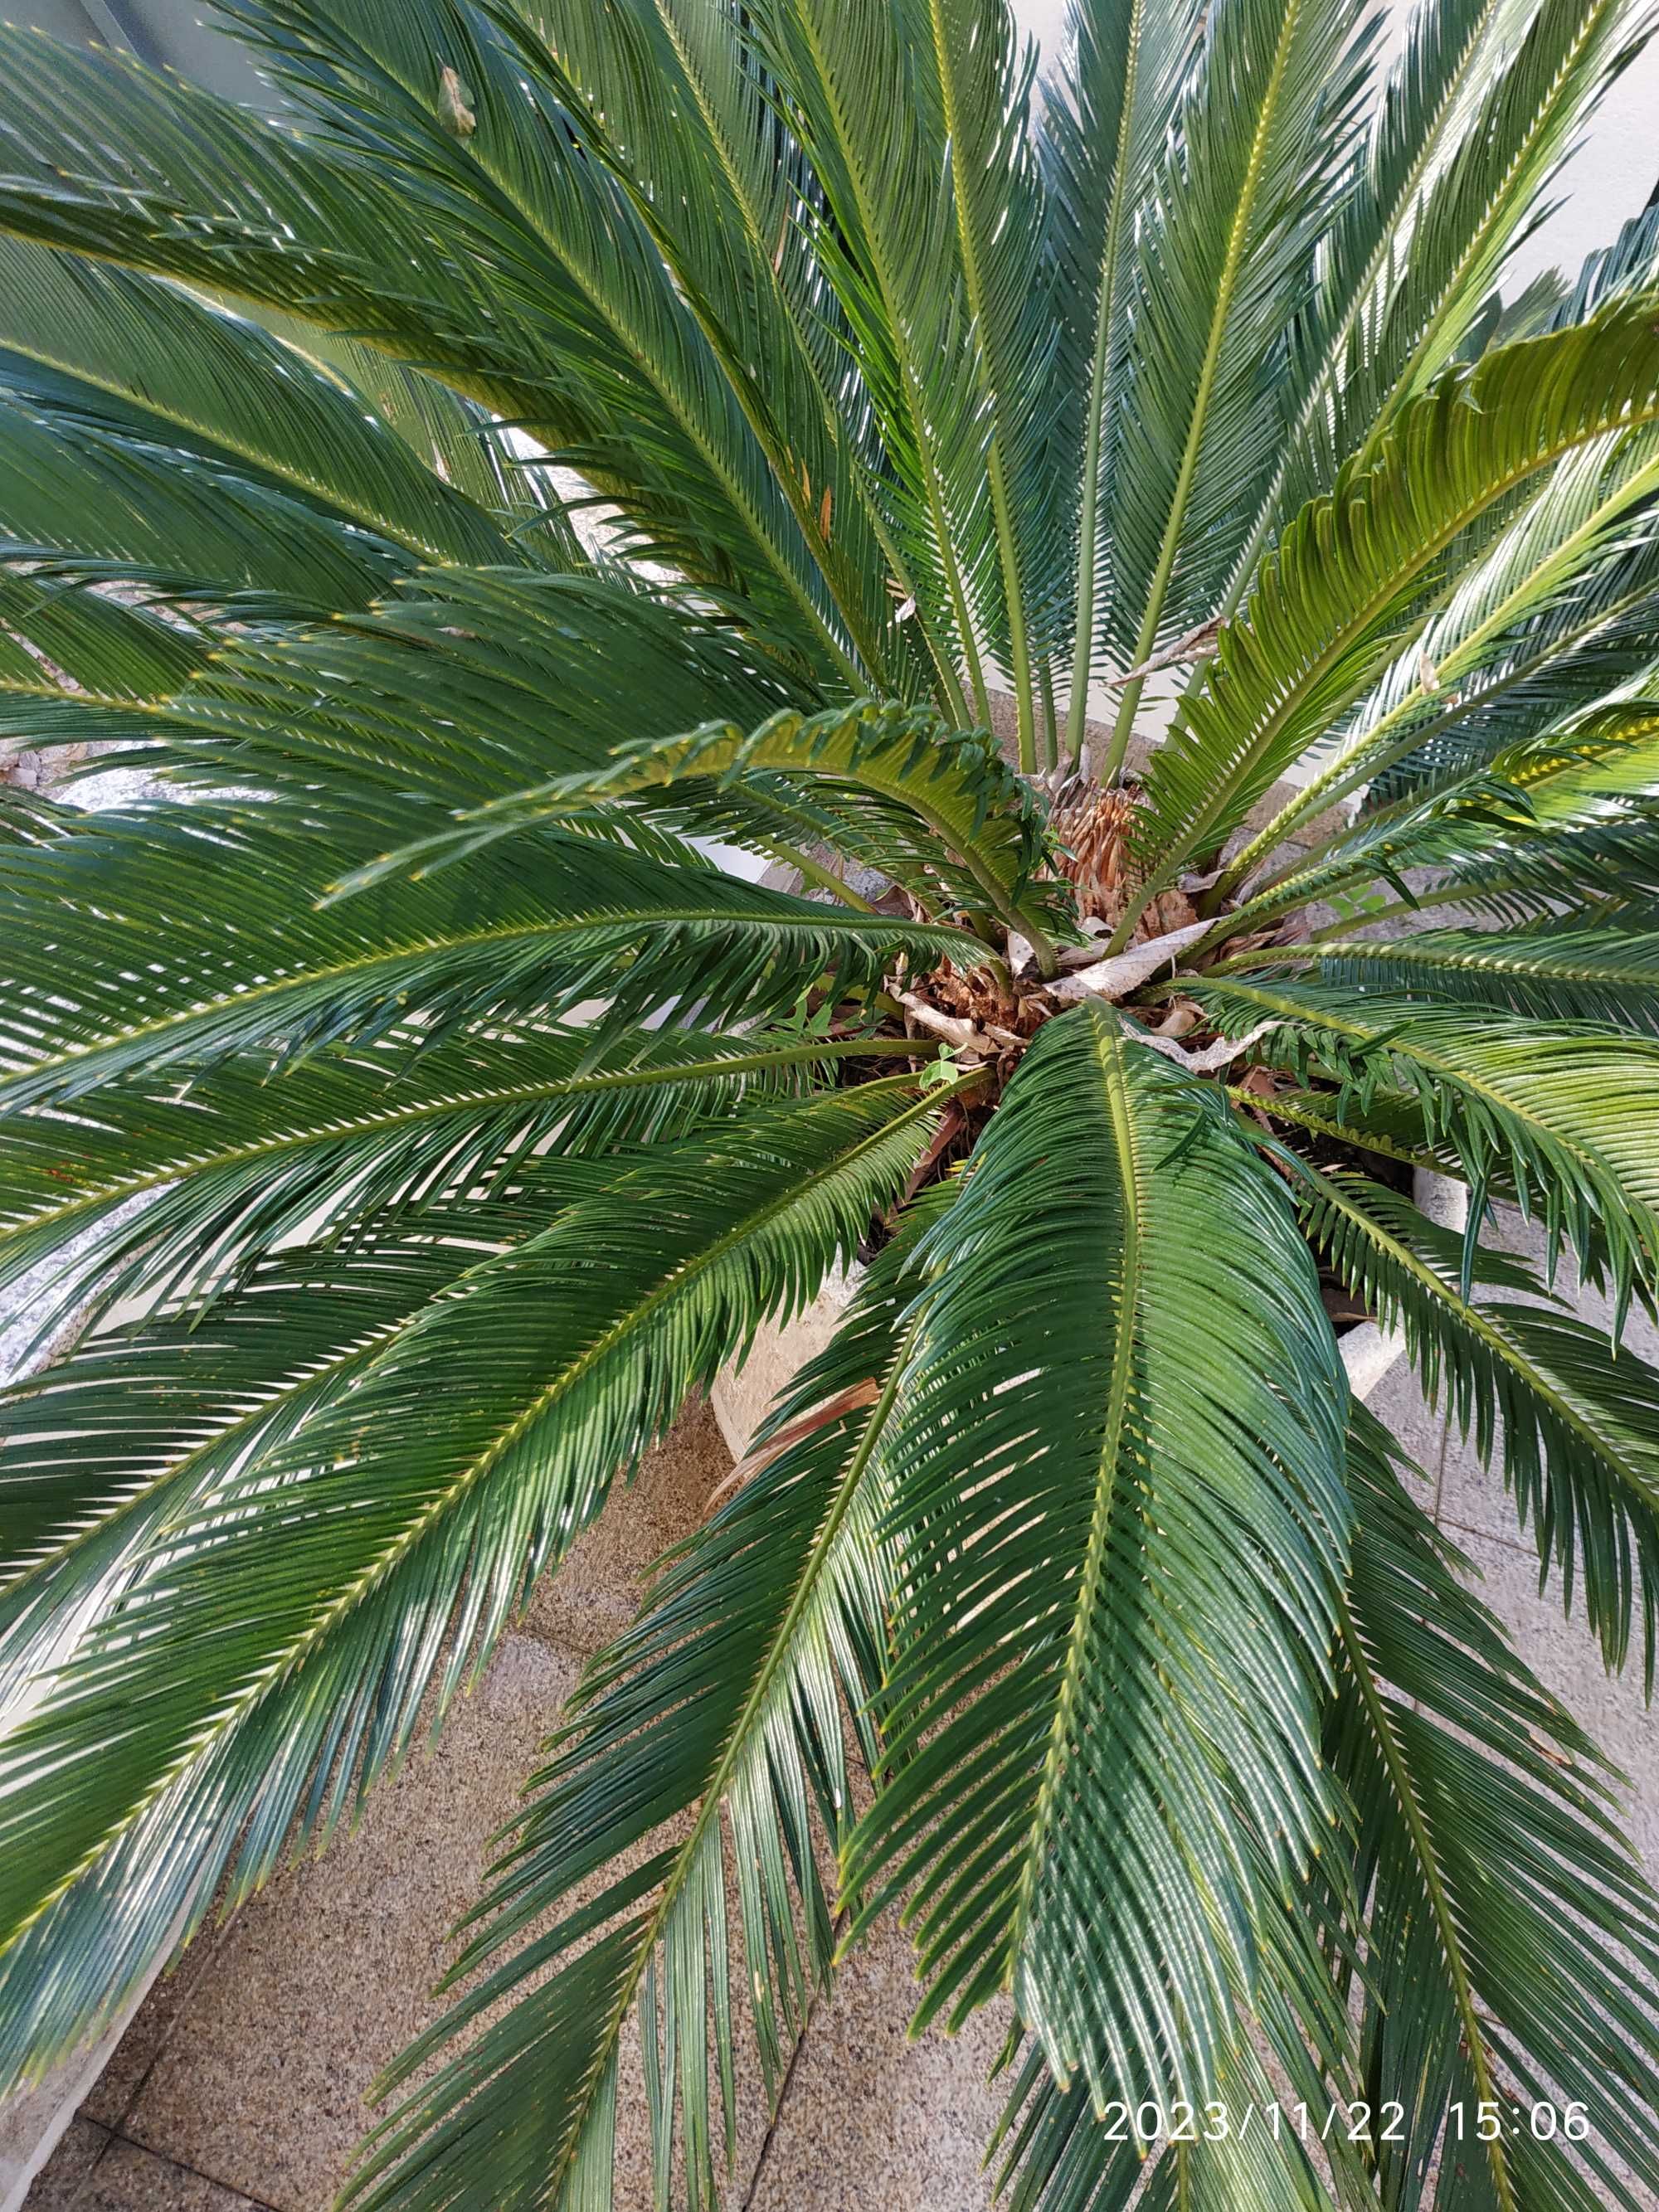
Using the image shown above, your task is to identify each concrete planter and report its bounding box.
[711,1170,1467,1460]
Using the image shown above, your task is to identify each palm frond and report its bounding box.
[841,1004,1349,2110]
[1250,0,1651,588]
[991,2028,1345,2212]
[0,1076,952,2030]
[1190,975,1659,1302]
[1097,0,1376,771]
[0,19,845,674]
[1303,422,1659,822]
[0,1022,922,1331]
[741,0,1019,722]
[0,805,980,1112]
[1127,293,1659,925]
[1364,519,1659,805]
[131,568,804,824]
[235,0,877,681]
[1042,0,1206,758]
[0,390,410,615]
[1219,702,1659,939]
[1219,0,1538,608]
[472,0,930,697]
[0,236,518,571]
[922,0,1066,766]
[344,699,1069,952]
[1329,1407,1659,2208]
[1312,921,1659,1029]
[1299,1169,1659,1680]
[0,569,208,773]
[1354,0,1653,443]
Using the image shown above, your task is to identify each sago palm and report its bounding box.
[4,0,1659,2204]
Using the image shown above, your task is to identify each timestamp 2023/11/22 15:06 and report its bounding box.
[1089,2100,1595,2146]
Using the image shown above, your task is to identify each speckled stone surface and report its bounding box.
[26,2127,271,2211]
[521,1400,731,1654]
[105,1633,581,2210]
[745,1915,1011,2212]
[17,2118,110,2211]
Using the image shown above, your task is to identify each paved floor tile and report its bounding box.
[744,1915,1010,2212]
[23,2125,275,2212]
[520,1400,729,1656]
[20,2117,110,2210]
[118,1636,581,2211]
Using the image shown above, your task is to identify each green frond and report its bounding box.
[921,0,1065,765]
[0,805,980,1112]
[739,0,1014,719]
[2,1,1659,2191]
[1299,1169,1659,1680]
[1303,419,1659,821]
[0,1208,557,2080]
[1355,0,1652,439]
[1219,0,1537,609]
[841,1004,1349,2110]
[1329,1407,1659,2208]
[1364,518,1659,805]
[1098,0,1376,766]
[1043,0,1205,755]
[346,698,1070,951]
[0,569,208,773]
[1432,807,1659,925]
[1125,293,1659,924]
[235,0,876,679]
[135,567,805,824]
[0,388,406,615]
[991,2029,1344,2212]
[1312,921,1659,1028]
[473,0,927,695]
[338,1203,946,2212]
[0,236,518,571]
[1189,976,1659,1301]
[1219,702,1659,941]
[1249,0,1649,585]
[0,17,846,674]
[0,1077,951,2057]
[241,307,594,567]
[0,1022,920,1331]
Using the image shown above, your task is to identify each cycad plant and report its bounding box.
[5,0,1659,2204]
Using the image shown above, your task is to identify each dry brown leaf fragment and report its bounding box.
[705,1380,882,1513]
[438,64,476,139]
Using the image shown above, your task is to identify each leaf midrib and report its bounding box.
[1,901,975,1105]
[1008,1009,1142,1994]
[2,1033,922,1247]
